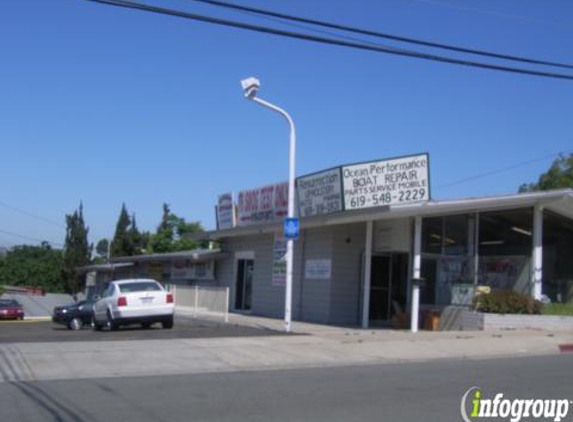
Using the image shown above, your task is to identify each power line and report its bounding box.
[83,0,573,81]
[214,1,408,53]
[0,200,65,228]
[0,200,108,241]
[436,150,572,190]
[0,228,64,247]
[399,0,569,28]
[186,0,573,70]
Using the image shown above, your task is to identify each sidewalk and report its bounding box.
[2,312,572,383]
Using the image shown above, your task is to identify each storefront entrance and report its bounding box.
[369,253,409,322]
[235,259,254,311]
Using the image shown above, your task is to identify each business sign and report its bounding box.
[305,259,332,280]
[171,261,215,280]
[237,182,289,226]
[296,167,343,218]
[272,231,287,285]
[171,260,194,279]
[342,153,430,210]
[216,192,236,230]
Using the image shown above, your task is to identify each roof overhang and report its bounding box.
[76,262,134,273]
[111,249,229,264]
[201,189,573,240]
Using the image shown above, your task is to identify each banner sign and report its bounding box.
[342,153,430,210]
[216,192,236,230]
[237,182,289,226]
[272,231,287,285]
[296,167,342,218]
[171,261,215,280]
[171,260,193,280]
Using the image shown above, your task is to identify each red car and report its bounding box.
[0,299,25,320]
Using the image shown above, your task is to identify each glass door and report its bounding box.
[369,255,392,321]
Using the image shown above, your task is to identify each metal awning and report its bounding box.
[111,249,228,264]
[201,189,573,240]
[76,262,134,274]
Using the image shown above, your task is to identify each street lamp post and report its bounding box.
[240,77,296,333]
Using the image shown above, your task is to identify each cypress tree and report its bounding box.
[62,203,92,294]
[110,204,132,257]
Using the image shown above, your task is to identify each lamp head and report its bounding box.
[240,77,260,99]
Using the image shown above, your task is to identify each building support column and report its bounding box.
[472,213,480,302]
[411,216,422,333]
[361,220,374,329]
[532,204,544,300]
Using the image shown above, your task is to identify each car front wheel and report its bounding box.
[68,318,83,331]
[106,311,118,331]
[92,315,103,331]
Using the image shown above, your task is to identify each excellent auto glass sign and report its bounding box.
[342,153,430,210]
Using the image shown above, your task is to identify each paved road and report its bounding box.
[1,355,572,422]
[0,319,285,343]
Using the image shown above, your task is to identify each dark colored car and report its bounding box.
[0,299,25,320]
[52,300,95,330]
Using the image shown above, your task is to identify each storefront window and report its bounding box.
[421,214,472,305]
[477,208,533,293]
[444,215,469,256]
[422,217,442,255]
[422,215,469,256]
[543,211,573,302]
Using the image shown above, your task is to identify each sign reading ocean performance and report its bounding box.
[342,153,430,210]
[237,182,288,226]
[296,168,343,218]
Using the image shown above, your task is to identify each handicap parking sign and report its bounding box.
[284,218,299,240]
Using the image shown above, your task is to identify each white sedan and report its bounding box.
[92,279,174,331]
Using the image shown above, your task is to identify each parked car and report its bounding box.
[52,300,95,330]
[92,279,174,331]
[0,299,25,320]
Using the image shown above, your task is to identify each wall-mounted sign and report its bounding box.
[171,260,215,280]
[272,231,287,286]
[305,259,332,280]
[216,192,236,230]
[342,153,430,210]
[296,167,342,218]
[237,182,289,226]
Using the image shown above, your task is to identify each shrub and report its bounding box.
[542,303,573,316]
[474,289,543,315]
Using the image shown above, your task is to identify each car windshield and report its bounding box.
[118,282,162,293]
[0,299,20,307]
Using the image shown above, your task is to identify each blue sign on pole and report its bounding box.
[284,218,299,240]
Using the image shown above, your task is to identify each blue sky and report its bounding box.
[0,0,571,248]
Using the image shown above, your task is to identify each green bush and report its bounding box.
[542,303,573,316]
[0,285,4,296]
[474,289,543,315]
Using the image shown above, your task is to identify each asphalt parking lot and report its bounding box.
[0,317,286,343]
